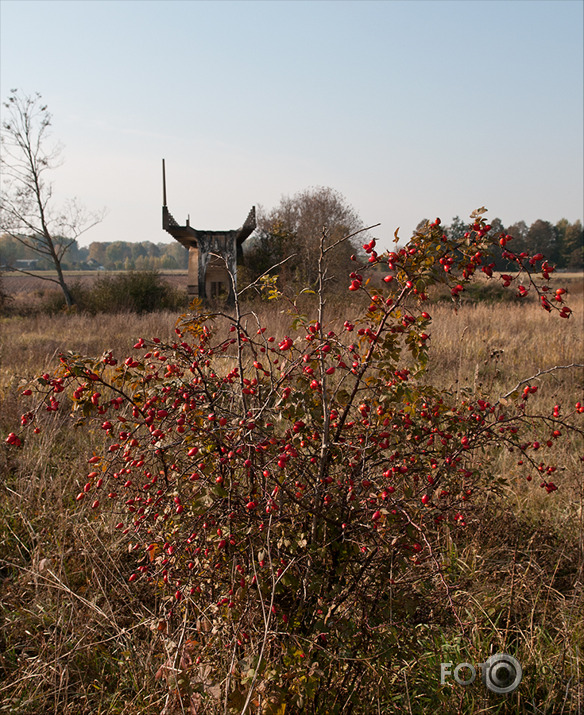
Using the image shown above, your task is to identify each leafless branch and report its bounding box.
[323,223,381,254]
[499,363,584,402]
[236,253,298,297]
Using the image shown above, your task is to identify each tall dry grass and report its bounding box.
[0,312,183,713]
[427,297,583,389]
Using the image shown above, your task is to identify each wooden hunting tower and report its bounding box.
[162,160,256,303]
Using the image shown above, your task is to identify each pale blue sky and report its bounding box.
[1,0,582,249]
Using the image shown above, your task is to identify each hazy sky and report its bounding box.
[1,0,582,249]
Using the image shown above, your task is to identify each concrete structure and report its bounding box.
[161,160,256,303]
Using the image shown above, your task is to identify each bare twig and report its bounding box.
[322,223,381,255]
[236,254,298,297]
[498,363,584,402]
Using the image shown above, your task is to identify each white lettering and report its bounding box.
[453,663,476,685]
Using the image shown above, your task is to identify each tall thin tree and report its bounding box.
[0,90,104,306]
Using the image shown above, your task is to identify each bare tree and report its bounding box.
[252,186,367,287]
[0,90,104,306]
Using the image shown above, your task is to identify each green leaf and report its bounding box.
[212,484,228,498]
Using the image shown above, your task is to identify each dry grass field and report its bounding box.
[0,274,583,713]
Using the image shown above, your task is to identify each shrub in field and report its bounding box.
[436,277,523,304]
[86,270,186,314]
[0,270,11,311]
[45,270,186,314]
[9,209,583,713]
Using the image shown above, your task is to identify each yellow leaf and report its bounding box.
[148,543,160,562]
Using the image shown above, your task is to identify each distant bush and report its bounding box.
[0,272,10,312]
[46,271,187,314]
[86,271,186,313]
[432,278,523,304]
[462,279,524,303]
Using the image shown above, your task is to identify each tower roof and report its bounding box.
[162,159,256,248]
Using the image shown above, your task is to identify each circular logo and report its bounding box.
[482,653,522,694]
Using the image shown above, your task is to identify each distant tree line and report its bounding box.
[85,240,188,271]
[245,208,583,289]
[441,216,583,270]
[0,235,189,271]
[1,215,581,278]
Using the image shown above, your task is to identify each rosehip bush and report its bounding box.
[11,209,583,713]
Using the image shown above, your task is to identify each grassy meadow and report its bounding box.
[0,272,583,714]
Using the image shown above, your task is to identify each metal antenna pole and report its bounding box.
[162,158,167,207]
